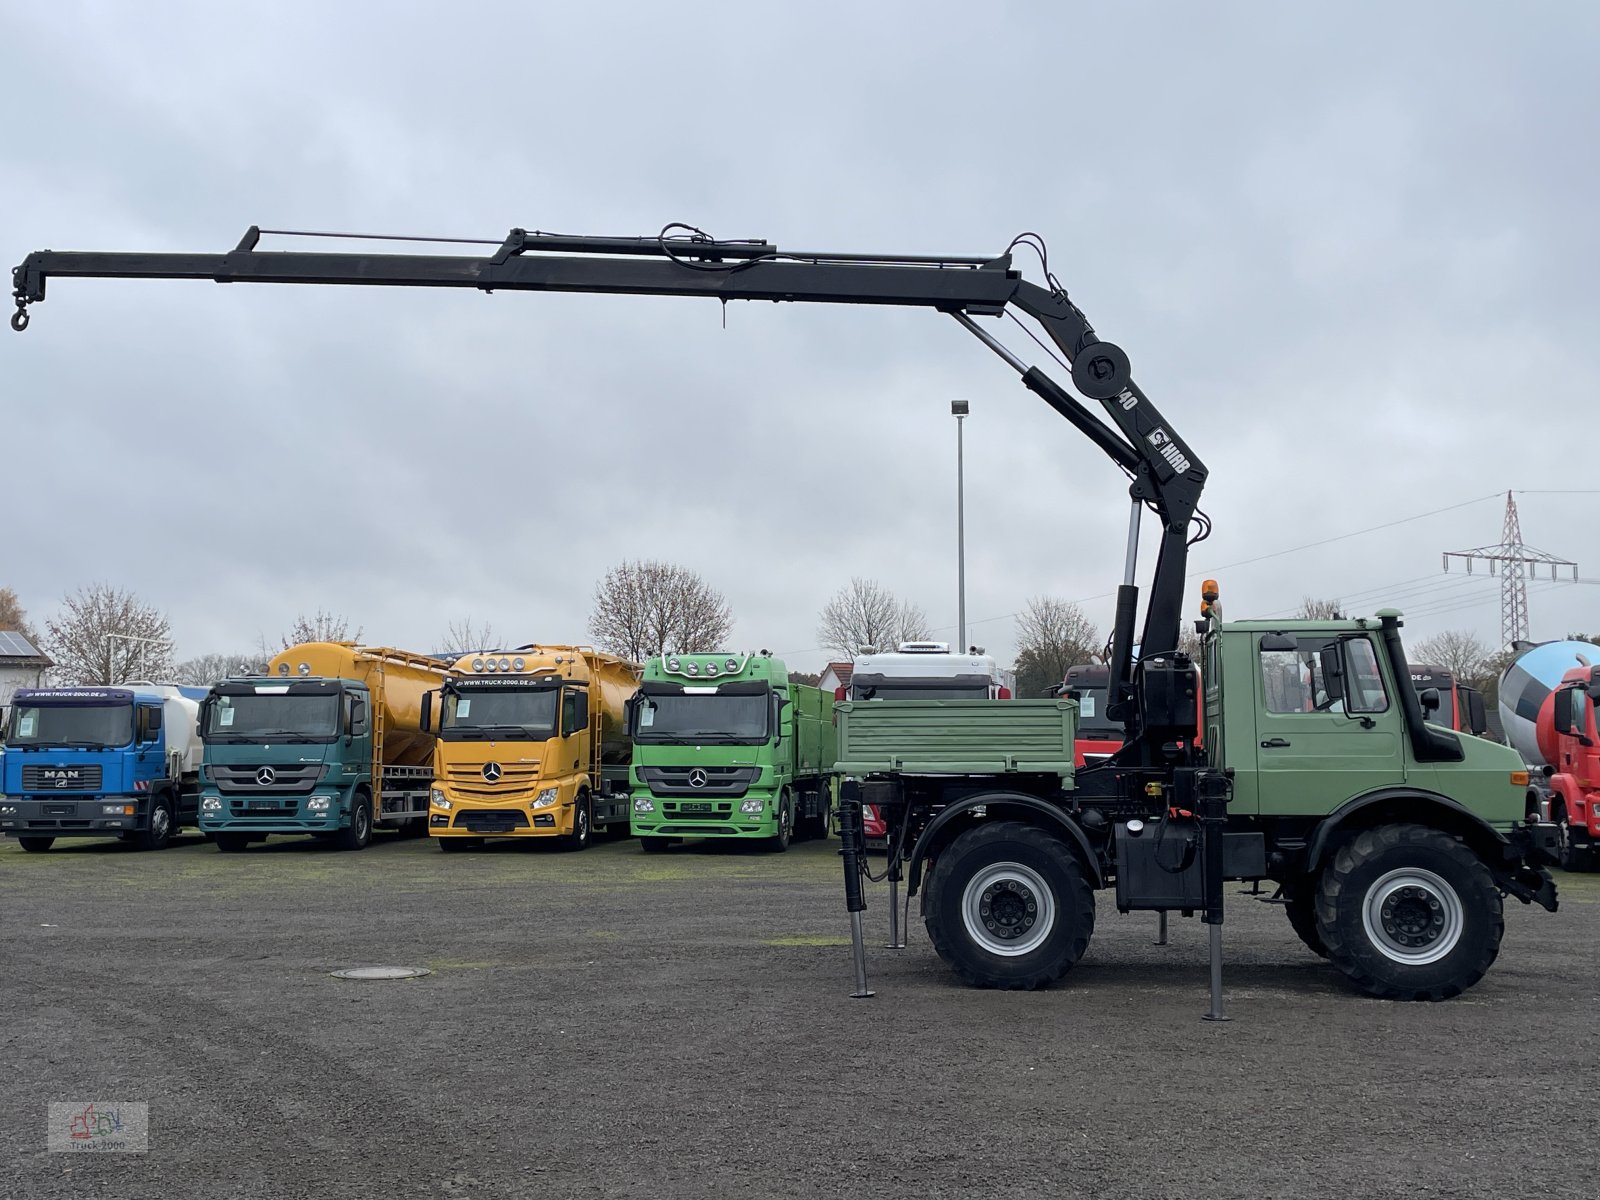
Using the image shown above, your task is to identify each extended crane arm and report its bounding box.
[12,225,1206,713]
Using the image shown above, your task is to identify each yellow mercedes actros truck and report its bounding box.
[423,645,639,851]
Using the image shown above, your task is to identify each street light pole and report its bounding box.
[952,400,969,653]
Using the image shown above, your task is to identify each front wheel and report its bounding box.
[136,796,174,851]
[438,837,483,853]
[336,794,373,852]
[765,790,794,853]
[562,795,593,851]
[214,832,250,853]
[1557,812,1593,872]
[17,836,55,853]
[923,820,1095,990]
[638,836,674,853]
[1316,823,1503,1001]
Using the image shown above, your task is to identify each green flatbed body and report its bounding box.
[834,699,1077,783]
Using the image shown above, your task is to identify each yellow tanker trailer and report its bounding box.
[423,644,639,850]
[197,642,454,852]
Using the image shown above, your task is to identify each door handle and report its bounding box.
[1260,737,1291,748]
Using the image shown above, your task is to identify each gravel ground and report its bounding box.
[1,830,1595,1199]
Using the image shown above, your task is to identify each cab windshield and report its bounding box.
[206,694,340,742]
[442,687,559,740]
[1067,683,1119,739]
[7,703,133,748]
[634,692,770,744]
[851,680,991,700]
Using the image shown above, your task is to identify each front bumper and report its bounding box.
[1,797,147,837]
[629,790,777,839]
[429,793,573,838]
[198,790,344,834]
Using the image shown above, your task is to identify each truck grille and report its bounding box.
[637,766,758,798]
[455,809,530,833]
[443,763,541,797]
[21,764,104,792]
[210,764,321,794]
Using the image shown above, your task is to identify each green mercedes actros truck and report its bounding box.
[627,652,834,852]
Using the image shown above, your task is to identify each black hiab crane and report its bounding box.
[12,223,1231,1006]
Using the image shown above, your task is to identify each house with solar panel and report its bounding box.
[0,630,52,715]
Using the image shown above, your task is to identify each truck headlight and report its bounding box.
[633,797,655,814]
[740,799,765,814]
[102,803,135,816]
[431,789,451,810]
[1,804,17,815]
[307,797,330,812]
[201,797,222,812]
[533,788,559,809]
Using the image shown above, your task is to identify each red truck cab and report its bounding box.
[1542,664,1600,870]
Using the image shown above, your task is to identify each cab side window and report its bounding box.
[1259,636,1389,715]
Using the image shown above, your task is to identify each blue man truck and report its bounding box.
[1,684,206,851]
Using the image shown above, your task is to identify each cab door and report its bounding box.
[1252,632,1407,817]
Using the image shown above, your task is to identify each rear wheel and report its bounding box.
[214,832,250,853]
[17,836,55,853]
[1283,883,1328,958]
[136,795,174,851]
[336,794,373,852]
[924,820,1095,990]
[1316,823,1503,1000]
[797,791,830,841]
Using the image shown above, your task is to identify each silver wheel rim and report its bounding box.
[780,795,792,843]
[357,805,369,841]
[151,806,170,841]
[1361,867,1464,965]
[960,861,1056,957]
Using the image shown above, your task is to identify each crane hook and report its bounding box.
[10,304,29,332]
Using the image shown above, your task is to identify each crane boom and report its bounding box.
[12,223,1206,734]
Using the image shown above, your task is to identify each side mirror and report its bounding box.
[351,698,368,736]
[1418,687,1441,716]
[1320,641,1347,703]
[1464,689,1487,736]
[198,698,213,738]
[342,695,355,739]
[1553,687,1574,735]
[420,691,433,733]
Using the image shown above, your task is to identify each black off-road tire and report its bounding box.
[336,793,373,852]
[136,795,175,851]
[924,820,1095,990]
[1283,885,1329,958]
[17,836,55,853]
[1316,823,1503,1001]
[214,832,251,853]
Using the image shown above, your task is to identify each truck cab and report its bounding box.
[1542,664,1600,870]
[1408,663,1489,737]
[426,646,637,850]
[1,684,205,851]
[627,652,834,851]
[198,674,375,851]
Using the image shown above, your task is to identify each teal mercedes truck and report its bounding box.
[627,652,835,852]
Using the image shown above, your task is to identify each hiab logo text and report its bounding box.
[47,1102,148,1153]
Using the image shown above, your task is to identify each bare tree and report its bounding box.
[0,586,42,645]
[174,651,269,686]
[1012,596,1101,698]
[818,578,931,660]
[1296,596,1344,620]
[276,610,363,650]
[588,560,733,662]
[436,617,501,656]
[44,584,175,684]
[1411,629,1494,686]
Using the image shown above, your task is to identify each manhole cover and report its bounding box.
[329,966,432,981]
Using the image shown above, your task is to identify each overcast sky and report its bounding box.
[3,2,1596,675]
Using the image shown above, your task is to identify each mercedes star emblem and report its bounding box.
[255,766,277,786]
[482,762,503,782]
[687,768,709,789]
